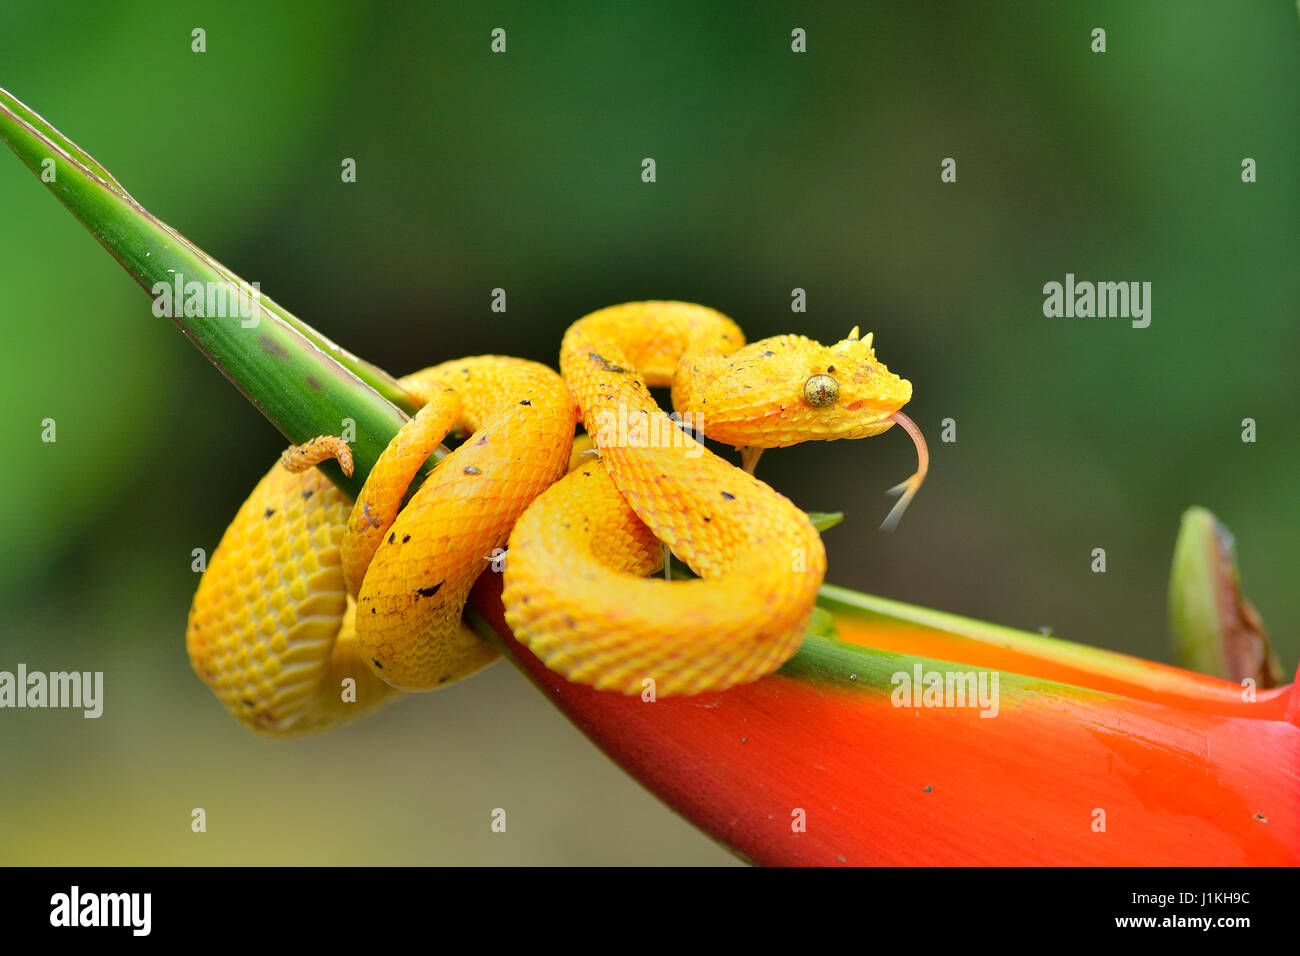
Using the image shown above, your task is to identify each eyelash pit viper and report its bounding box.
[185,301,924,735]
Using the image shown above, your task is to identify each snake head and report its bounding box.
[684,326,913,448]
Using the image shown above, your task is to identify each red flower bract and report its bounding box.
[472,576,1299,866]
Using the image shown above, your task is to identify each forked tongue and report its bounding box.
[880,410,928,531]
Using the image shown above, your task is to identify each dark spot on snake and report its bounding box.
[464,465,482,475]
[519,399,531,406]
[305,375,322,391]
[438,675,450,684]
[703,516,712,522]
[242,698,254,707]
[302,490,314,499]
[417,582,443,597]
[589,351,627,373]
[388,532,395,545]
[762,350,774,357]
[721,492,735,500]
[476,435,489,446]
[402,534,411,543]
[372,658,383,669]
[827,365,836,373]
[581,472,591,477]
[264,507,275,518]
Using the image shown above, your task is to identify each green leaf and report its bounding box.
[0,84,430,499]
[1168,506,1283,687]
[807,511,844,532]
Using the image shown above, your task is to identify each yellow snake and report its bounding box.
[186,302,924,735]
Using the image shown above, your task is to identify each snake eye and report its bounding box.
[803,373,839,408]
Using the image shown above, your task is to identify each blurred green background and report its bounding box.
[1,0,1296,865]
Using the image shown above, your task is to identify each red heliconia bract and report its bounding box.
[472,577,1299,866]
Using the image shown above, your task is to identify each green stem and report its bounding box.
[0,84,429,498]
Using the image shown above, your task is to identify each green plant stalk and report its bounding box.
[0,85,426,498]
[0,88,418,413]
[1168,506,1282,686]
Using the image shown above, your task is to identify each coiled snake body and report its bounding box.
[186,302,923,735]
